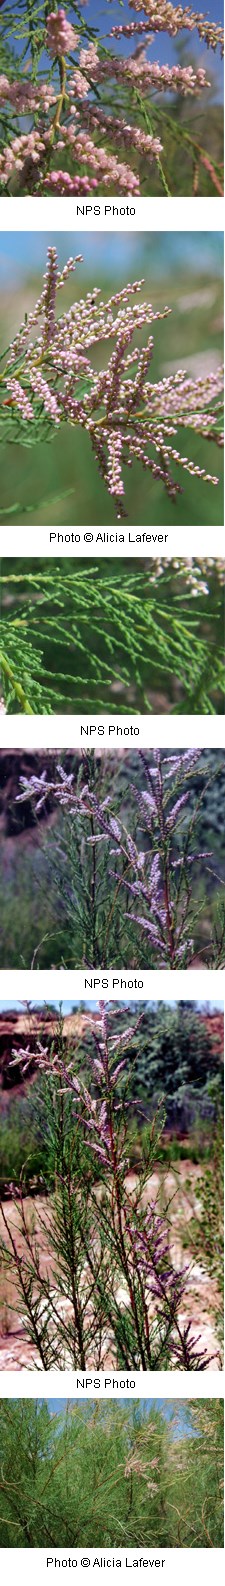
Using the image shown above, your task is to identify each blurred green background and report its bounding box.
[0,232,223,525]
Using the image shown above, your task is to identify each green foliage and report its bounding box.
[142,101,224,198]
[0,1398,223,1547]
[0,1072,93,1194]
[0,1084,47,1193]
[0,843,63,969]
[0,559,224,714]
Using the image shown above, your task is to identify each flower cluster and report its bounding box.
[147,557,225,596]
[1,248,223,519]
[128,2,224,53]
[0,76,55,113]
[74,41,210,97]
[0,2,223,196]
[45,7,78,57]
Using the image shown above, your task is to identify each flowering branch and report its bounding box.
[16,748,225,970]
[0,1002,217,1369]
[0,247,223,520]
[0,3,223,196]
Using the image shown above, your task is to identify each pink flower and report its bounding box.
[6,379,34,421]
[79,44,100,76]
[46,8,78,58]
[69,67,89,99]
[29,369,61,424]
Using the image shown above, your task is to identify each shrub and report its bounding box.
[0,1398,223,1547]
[0,1005,221,1370]
[6,746,224,970]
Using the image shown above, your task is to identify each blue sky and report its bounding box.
[46,1398,196,1439]
[0,232,224,290]
[89,0,224,97]
[0,999,223,1012]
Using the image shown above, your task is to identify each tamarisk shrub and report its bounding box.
[0,1001,222,1192]
[0,3,224,195]
[0,1398,223,1547]
[17,748,225,969]
[0,1003,216,1369]
[0,247,223,520]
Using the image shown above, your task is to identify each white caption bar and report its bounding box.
[0,714,224,751]
[0,1546,223,1586]
[0,525,224,557]
[0,196,222,230]
[0,969,224,1002]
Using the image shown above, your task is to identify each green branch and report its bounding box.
[0,650,34,713]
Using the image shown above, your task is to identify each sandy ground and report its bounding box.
[0,1162,221,1372]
